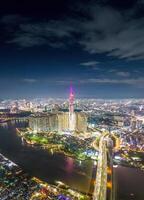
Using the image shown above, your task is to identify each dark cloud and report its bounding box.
[80,61,100,71]
[1,15,28,24]
[115,71,130,77]
[43,76,144,88]
[8,33,47,47]
[23,78,37,83]
[79,5,144,60]
[6,20,76,48]
[79,77,144,87]
[138,0,144,4]
[3,1,144,60]
[80,61,99,67]
[19,22,73,38]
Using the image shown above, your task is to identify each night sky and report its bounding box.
[1,0,144,98]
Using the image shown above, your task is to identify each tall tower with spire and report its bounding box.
[69,85,74,114]
[69,85,75,131]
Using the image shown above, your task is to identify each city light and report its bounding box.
[1,1,144,199]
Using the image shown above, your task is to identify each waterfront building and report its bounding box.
[29,114,58,132]
[75,112,87,132]
[29,86,88,133]
[57,112,69,131]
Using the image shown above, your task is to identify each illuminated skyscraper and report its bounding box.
[57,112,69,131]
[69,85,74,114]
[29,114,58,132]
[69,85,75,131]
[75,112,87,132]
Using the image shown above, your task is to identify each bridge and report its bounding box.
[93,134,107,200]
[93,132,114,200]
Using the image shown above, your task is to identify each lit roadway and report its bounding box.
[93,132,109,200]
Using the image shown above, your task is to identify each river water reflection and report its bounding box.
[114,164,144,200]
[0,121,95,194]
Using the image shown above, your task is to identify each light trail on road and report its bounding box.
[93,133,108,200]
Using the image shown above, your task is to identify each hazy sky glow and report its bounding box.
[1,0,144,98]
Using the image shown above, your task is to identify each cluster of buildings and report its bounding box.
[1,89,144,135]
[0,153,43,200]
[29,86,87,133]
[29,112,87,133]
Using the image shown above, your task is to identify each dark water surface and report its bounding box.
[114,166,144,200]
[0,121,95,193]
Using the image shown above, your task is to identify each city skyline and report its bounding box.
[1,0,144,98]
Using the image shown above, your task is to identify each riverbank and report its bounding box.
[16,127,99,161]
[0,152,90,200]
[0,121,95,195]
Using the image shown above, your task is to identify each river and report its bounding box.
[114,165,144,200]
[0,120,95,194]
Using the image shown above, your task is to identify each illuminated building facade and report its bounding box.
[69,85,75,131]
[57,112,69,131]
[75,112,87,132]
[29,114,58,132]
